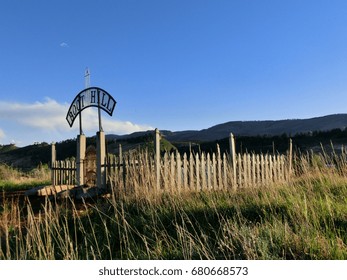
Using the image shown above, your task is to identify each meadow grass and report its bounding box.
[0,163,50,191]
[0,155,346,259]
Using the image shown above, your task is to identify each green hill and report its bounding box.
[0,132,177,170]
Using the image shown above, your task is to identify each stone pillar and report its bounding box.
[96,131,106,190]
[76,134,86,186]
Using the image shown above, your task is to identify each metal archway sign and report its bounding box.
[66,87,116,127]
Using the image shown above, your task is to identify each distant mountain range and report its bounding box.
[109,114,347,142]
[3,114,347,170]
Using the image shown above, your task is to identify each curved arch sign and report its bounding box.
[66,87,116,127]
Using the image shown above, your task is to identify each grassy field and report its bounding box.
[0,155,347,260]
[0,163,50,192]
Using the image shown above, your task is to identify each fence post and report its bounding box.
[217,144,222,189]
[76,134,86,186]
[96,131,106,190]
[155,128,161,191]
[195,153,200,191]
[212,153,217,189]
[288,138,293,177]
[183,153,188,190]
[207,153,211,189]
[229,133,237,186]
[223,153,228,189]
[201,153,206,190]
[170,152,175,191]
[251,154,256,187]
[51,142,56,186]
[119,144,123,166]
[176,151,182,191]
[189,153,195,190]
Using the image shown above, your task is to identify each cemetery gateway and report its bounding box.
[66,87,116,127]
[65,86,117,193]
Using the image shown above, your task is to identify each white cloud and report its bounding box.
[0,128,5,140]
[0,98,69,131]
[0,99,154,145]
[80,109,154,134]
[60,42,69,48]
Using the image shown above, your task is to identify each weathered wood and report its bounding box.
[51,145,291,194]
[252,154,256,187]
[288,138,293,177]
[163,152,169,191]
[170,152,175,191]
[195,153,200,191]
[269,155,273,183]
[260,154,265,186]
[183,153,188,190]
[176,152,182,191]
[247,154,251,188]
[155,128,161,191]
[201,153,207,190]
[237,154,242,187]
[223,153,228,189]
[229,133,237,187]
[189,153,194,190]
[217,145,222,189]
[207,153,211,189]
[212,153,217,190]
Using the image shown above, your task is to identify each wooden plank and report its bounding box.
[176,152,182,191]
[195,153,200,191]
[189,153,194,191]
[207,153,211,189]
[223,153,228,189]
[201,153,206,190]
[212,153,217,190]
[183,153,188,190]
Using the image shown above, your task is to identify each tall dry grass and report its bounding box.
[0,163,50,191]
[0,151,346,259]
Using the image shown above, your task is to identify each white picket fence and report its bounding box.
[51,160,76,186]
[105,150,290,194]
[51,130,292,194]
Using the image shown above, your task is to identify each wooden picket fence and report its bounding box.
[105,150,290,194]
[51,160,77,186]
[51,146,290,194]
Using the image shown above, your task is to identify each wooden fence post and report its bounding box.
[183,153,188,190]
[207,153,211,189]
[288,138,293,177]
[155,128,161,191]
[176,151,182,191]
[217,144,222,189]
[195,153,200,191]
[229,133,237,186]
[96,131,106,190]
[237,154,242,187]
[212,153,217,189]
[223,153,228,189]
[163,152,169,190]
[201,153,207,190]
[189,153,194,190]
[170,152,175,191]
[51,142,56,186]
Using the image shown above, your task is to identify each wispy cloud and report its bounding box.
[60,42,69,48]
[0,99,154,146]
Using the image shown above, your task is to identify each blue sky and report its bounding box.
[1,0,347,146]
